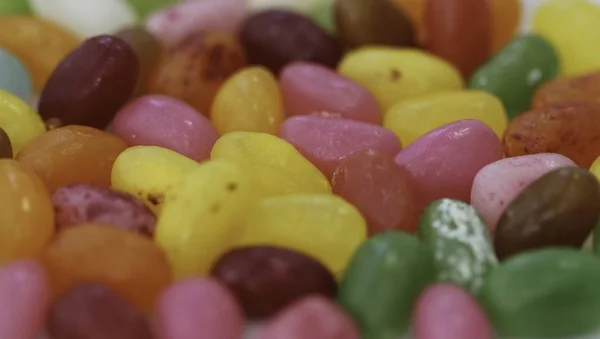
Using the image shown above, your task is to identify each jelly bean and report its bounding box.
[240,10,342,74]
[310,0,336,34]
[0,0,30,14]
[532,71,600,108]
[481,249,600,338]
[424,0,491,78]
[532,0,600,76]
[39,35,139,129]
[257,297,360,339]
[280,62,381,124]
[494,167,600,260]
[469,35,559,118]
[157,278,244,339]
[234,194,366,275]
[280,116,402,179]
[418,199,497,294]
[111,146,199,214]
[47,284,153,339]
[503,102,600,168]
[384,90,507,145]
[16,125,128,193]
[211,132,331,199]
[490,0,521,52]
[212,67,284,135]
[126,0,176,19]
[113,95,219,162]
[211,246,337,319]
[394,120,502,208]
[332,149,420,235]
[591,155,600,181]
[471,154,576,230]
[148,31,246,116]
[156,160,253,278]
[393,0,425,31]
[0,128,12,159]
[334,0,415,48]
[52,184,156,236]
[0,260,48,339]
[0,17,79,92]
[0,90,44,154]
[0,48,32,102]
[43,224,171,312]
[338,47,463,110]
[0,160,54,265]
[338,231,434,339]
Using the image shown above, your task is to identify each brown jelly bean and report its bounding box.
[532,71,600,109]
[0,127,12,158]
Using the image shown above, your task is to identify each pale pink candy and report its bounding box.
[0,260,49,339]
[394,119,502,208]
[414,284,493,339]
[257,296,360,339]
[157,278,243,339]
[279,116,402,179]
[280,62,381,124]
[112,95,219,162]
[470,153,576,231]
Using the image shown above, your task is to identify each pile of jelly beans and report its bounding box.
[2,0,600,338]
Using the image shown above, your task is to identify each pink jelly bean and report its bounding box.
[414,284,493,339]
[0,260,48,339]
[394,119,502,208]
[157,278,243,339]
[280,62,381,124]
[257,296,360,339]
[470,153,576,230]
[279,116,402,179]
[112,95,219,162]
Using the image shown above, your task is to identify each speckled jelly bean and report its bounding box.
[532,71,600,108]
[0,90,44,154]
[0,48,31,102]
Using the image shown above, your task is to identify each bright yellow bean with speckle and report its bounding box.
[0,90,45,154]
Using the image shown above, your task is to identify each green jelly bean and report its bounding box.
[469,34,559,118]
[481,248,600,338]
[126,0,176,19]
[418,199,497,295]
[337,231,434,339]
[311,0,336,35]
[0,0,31,14]
[593,219,600,254]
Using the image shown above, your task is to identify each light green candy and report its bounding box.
[0,0,31,14]
[311,0,336,35]
[126,0,177,19]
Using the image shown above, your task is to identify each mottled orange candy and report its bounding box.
[490,0,521,52]
[532,72,600,108]
[16,125,128,193]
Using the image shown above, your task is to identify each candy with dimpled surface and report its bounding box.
[532,71,600,108]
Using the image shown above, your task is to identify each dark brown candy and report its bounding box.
[495,167,600,260]
[0,127,12,158]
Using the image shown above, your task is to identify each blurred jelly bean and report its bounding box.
[0,48,32,101]
[490,0,521,52]
[280,62,381,124]
[157,278,244,339]
[418,199,497,294]
[47,284,153,339]
[481,249,600,338]
[113,95,219,162]
[0,0,30,14]
[249,0,320,14]
[39,35,139,129]
[258,297,360,339]
[532,71,600,108]
[335,0,415,48]
[393,0,425,31]
[384,90,507,145]
[0,90,44,154]
[0,260,48,339]
[503,102,600,168]
[591,156,600,181]
[280,116,402,179]
[310,0,336,34]
[394,120,502,208]
[148,31,246,116]
[533,0,600,76]
[16,125,128,193]
[211,246,337,319]
[494,167,600,260]
[111,146,199,213]
[471,154,576,230]
[0,128,12,159]
[212,67,284,135]
[338,47,463,110]
[332,149,420,235]
[240,10,342,74]
[414,284,493,339]
[234,194,366,275]
[211,132,331,199]
[338,231,434,339]
[126,0,176,19]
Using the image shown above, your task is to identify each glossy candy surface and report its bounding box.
[0,90,45,154]
[0,48,32,102]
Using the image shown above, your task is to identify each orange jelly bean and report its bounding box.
[490,0,521,52]
[393,0,425,31]
[16,125,128,193]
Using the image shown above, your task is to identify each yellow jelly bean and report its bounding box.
[233,194,367,274]
[210,131,331,199]
[0,90,45,154]
[590,156,600,181]
[156,160,253,279]
[384,90,508,145]
[532,0,600,76]
[338,47,464,110]
[111,146,199,214]
[211,66,284,135]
